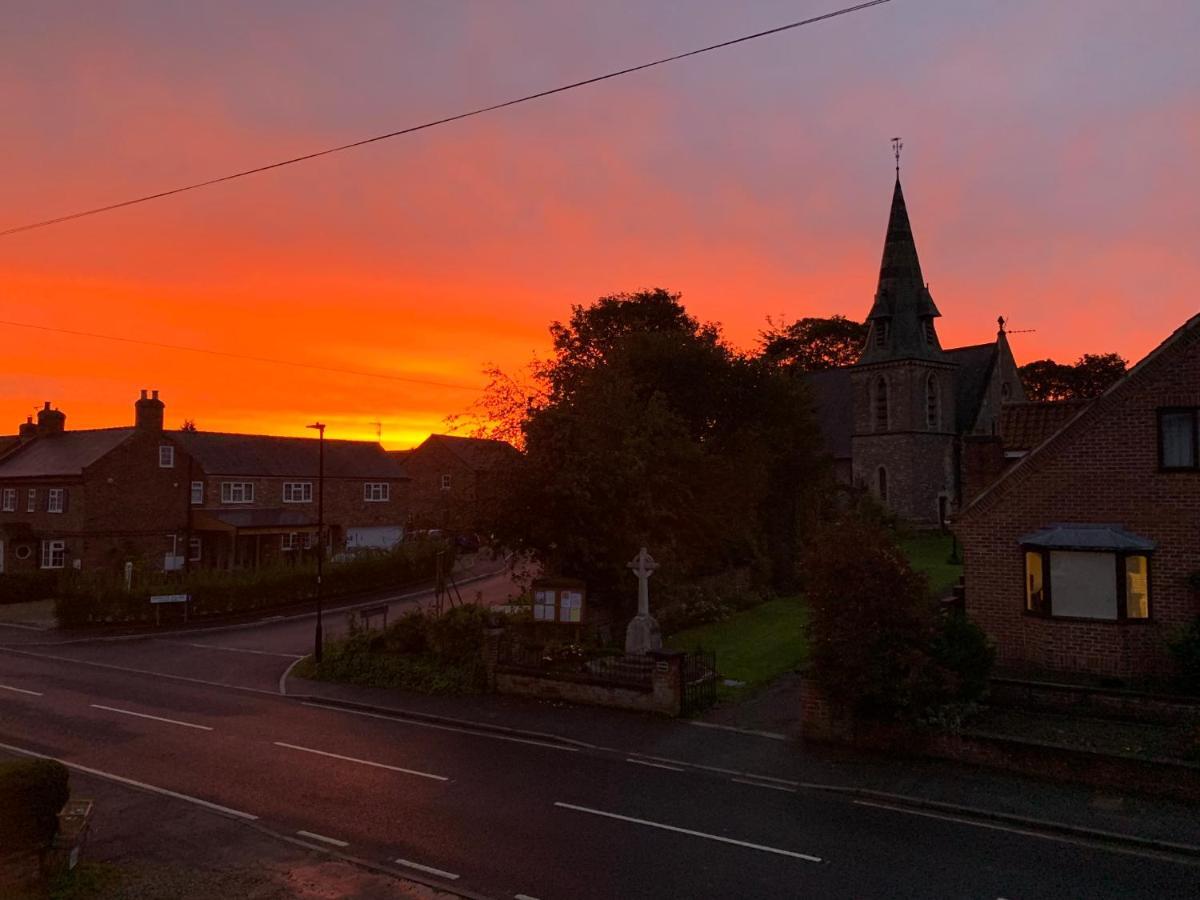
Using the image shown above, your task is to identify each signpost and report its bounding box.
[150,593,190,626]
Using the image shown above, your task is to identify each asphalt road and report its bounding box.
[0,648,1194,900]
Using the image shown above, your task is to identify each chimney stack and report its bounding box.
[36,401,66,436]
[18,416,37,441]
[134,389,165,431]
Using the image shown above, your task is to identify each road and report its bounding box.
[0,641,1194,898]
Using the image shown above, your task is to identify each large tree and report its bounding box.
[1019,352,1127,401]
[758,315,868,372]
[491,289,826,608]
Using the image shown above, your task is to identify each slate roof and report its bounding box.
[998,400,1089,453]
[803,368,853,460]
[943,342,998,433]
[418,434,521,470]
[1018,524,1155,552]
[170,431,407,479]
[0,429,135,478]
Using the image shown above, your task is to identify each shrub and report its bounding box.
[426,604,488,664]
[1168,617,1200,695]
[385,609,429,655]
[0,759,70,853]
[930,611,995,703]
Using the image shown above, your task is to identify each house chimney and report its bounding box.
[36,401,66,436]
[134,389,165,431]
[18,416,37,441]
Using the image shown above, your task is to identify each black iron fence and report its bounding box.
[680,648,718,715]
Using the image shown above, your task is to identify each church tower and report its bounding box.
[850,167,958,525]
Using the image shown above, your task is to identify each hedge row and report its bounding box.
[0,759,69,853]
[53,540,453,627]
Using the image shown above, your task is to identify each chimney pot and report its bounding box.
[140,389,148,400]
[43,401,51,410]
[152,389,159,400]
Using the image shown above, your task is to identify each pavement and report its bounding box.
[2,571,1199,898]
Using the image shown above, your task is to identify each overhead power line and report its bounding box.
[0,318,482,392]
[1,0,891,238]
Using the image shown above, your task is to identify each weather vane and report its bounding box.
[891,137,903,177]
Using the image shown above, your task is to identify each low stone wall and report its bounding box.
[495,651,683,716]
[799,678,1200,802]
[989,677,1200,725]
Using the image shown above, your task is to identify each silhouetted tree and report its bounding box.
[180,419,198,432]
[758,315,868,372]
[1019,353,1127,401]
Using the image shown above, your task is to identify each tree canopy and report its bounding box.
[1019,353,1127,401]
[758,315,867,372]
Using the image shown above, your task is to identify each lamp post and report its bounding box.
[306,422,326,662]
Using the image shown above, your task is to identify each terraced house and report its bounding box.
[0,391,408,576]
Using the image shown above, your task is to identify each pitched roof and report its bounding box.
[944,342,998,432]
[859,178,946,365]
[417,434,520,470]
[0,429,135,478]
[998,400,1089,453]
[802,368,853,460]
[1018,524,1155,552]
[170,431,407,479]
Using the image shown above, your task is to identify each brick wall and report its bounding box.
[402,441,481,533]
[957,324,1200,677]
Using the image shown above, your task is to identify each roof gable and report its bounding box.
[0,429,136,479]
[417,434,520,470]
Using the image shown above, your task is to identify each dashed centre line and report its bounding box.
[90,704,213,731]
[297,829,349,848]
[395,858,460,880]
[273,741,448,782]
[625,757,685,772]
[0,683,43,696]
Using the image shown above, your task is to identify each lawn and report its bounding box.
[666,597,808,697]
[898,530,963,598]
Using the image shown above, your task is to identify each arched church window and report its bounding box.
[877,466,888,503]
[926,374,939,429]
[874,376,889,431]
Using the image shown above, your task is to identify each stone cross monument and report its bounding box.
[625,547,662,655]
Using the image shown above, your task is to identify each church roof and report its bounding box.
[859,179,945,365]
[944,342,998,433]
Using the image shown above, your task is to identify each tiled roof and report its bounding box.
[998,400,1089,453]
[803,368,853,460]
[0,429,135,478]
[171,431,407,479]
[419,434,520,470]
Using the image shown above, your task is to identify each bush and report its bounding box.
[384,609,429,655]
[931,611,995,703]
[426,604,488,664]
[0,758,70,853]
[1168,617,1200,695]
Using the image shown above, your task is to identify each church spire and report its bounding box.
[858,144,945,364]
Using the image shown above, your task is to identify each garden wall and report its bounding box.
[494,651,683,716]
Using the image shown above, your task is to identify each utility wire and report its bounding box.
[0,318,482,391]
[1,0,891,238]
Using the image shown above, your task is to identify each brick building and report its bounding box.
[0,391,407,576]
[397,434,519,534]
[956,315,1200,678]
[806,176,1026,525]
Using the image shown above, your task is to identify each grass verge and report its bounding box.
[899,531,963,598]
[667,596,808,700]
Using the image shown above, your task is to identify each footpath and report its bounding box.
[287,672,1200,859]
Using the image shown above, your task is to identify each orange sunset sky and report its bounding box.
[3,1,1198,448]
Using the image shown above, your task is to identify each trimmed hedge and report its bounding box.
[0,758,69,853]
[54,541,452,627]
[0,571,59,606]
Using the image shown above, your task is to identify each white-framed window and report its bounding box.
[283,482,313,503]
[159,445,175,468]
[220,482,255,504]
[364,482,389,502]
[191,481,204,505]
[533,590,556,621]
[282,532,299,551]
[2,488,15,512]
[40,539,65,569]
[440,474,452,491]
[560,590,583,623]
[47,488,65,514]
[189,537,202,562]
[26,489,36,513]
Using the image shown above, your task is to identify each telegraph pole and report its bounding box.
[307,422,326,662]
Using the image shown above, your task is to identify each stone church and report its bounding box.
[806,175,1026,526]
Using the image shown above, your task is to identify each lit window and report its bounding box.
[1023,549,1150,620]
[47,488,65,514]
[1159,409,1198,470]
[364,483,389,502]
[159,445,175,468]
[925,375,939,429]
[191,481,204,505]
[1125,555,1149,619]
[874,376,888,431]
[440,474,452,491]
[40,539,65,569]
[2,488,15,512]
[560,591,583,623]
[283,482,313,503]
[220,482,255,503]
[1024,551,1047,614]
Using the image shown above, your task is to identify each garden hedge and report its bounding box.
[0,758,70,852]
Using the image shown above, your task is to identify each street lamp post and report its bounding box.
[307,422,326,662]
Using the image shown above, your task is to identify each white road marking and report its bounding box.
[0,683,43,696]
[90,703,213,731]
[278,656,304,695]
[687,720,788,741]
[554,802,823,863]
[300,701,581,752]
[515,894,541,900]
[296,829,349,848]
[732,777,797,793]
[394,858,460,880]
[159,640,303,659]
[625,757,684,772]
[274,741,448,782]
[0,739,257,820]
